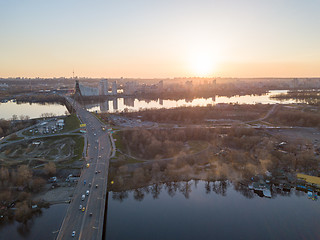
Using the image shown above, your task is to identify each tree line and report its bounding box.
[267,107,320,127]
[118,104,271,124]
[0,118,36,137]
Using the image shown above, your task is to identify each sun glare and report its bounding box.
[190,53,216,77]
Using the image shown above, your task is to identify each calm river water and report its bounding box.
[0,90,294,120]
[86,90,295,113]
[0,101,67,120]
[0,204,68,240]
[106,181,320,240]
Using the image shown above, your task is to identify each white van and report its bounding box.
[81,194,85,201]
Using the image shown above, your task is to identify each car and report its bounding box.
[95,184,98,188]
[82,207,85,212]
[86,190,90,196]
[72,231,76,237]
[89,183,91,187]
[94,133,96,136]
[95,171,98,174]
[79,204,82,210]
[89,212,93,217]
[82,194,85,201]
[86,163,90,168]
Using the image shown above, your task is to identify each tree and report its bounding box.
[0,167,9,185]
[31,178,46,192]
[16,165,32,187]
[44,162,56,176]
[11,114,18,121]
[15,201,32,223]
[0,190,12,206]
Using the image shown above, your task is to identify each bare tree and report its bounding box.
[15,201,32,223]
[44,162,56,176]
[31,178,46,192]
[16,165,32,187]
[0,167,9,186]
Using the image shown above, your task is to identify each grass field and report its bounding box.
[63,114,80,132]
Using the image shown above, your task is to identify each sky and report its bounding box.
[0,0,320,78]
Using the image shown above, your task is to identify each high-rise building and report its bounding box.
[158,80,164,92]
[99,79,109,95]
[112,81,117,95]
[124,81,138,94]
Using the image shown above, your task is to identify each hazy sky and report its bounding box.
[1,0,320,78]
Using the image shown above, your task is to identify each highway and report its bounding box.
[57,96,111,240]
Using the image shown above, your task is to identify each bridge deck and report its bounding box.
[56,97,111,240]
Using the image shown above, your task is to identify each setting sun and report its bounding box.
[190,53,217,77]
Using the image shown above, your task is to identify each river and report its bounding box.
[0,204,68,240]
[0,90,296,120]
[0,101,67,120]
[86,90,296,113]
[106,180,320,240]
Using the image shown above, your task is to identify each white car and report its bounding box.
[79,204,82,210]
[86,190,90,196]
[72,231,76,237]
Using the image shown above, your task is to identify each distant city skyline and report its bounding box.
[1,0,320,78]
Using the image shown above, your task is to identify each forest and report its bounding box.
[0,163,56,223]
[109,127,318,192]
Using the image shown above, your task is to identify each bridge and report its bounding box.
[56,95,111,240]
